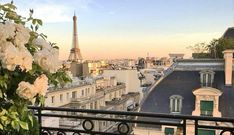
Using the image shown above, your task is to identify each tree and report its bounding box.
[187,42,207,53]
[208,38,234,58]
[188,38,234,59]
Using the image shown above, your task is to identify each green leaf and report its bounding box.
[53,46,59,49]
[1,116,8,121]
[37,19,42,25]
[0,123,3,130]
[30,25,33,30]
[3,3,17,10]
[29,115,33,126]
[29,9,33,14]
[32,19,36,25]
[35,24,39,31]
[11,120,19,131]
[0,90,2,98]
[0,109,7,116]
[19,121,29,130]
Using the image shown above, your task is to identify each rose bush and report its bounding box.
[0,1,71,135]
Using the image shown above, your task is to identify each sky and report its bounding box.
[1,0,234,60]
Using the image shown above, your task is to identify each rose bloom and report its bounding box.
[34,74,48,96]
[14,23,30,48]
[19,48,33,71]
[0,22,15,43]
[32,38,51,50]
[16,81,37,100]
[0,42,33,71]
[0,42,22,71]
[34,49,62,73]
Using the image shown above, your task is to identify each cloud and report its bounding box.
[1,0,94,23]
[31,4,71,23]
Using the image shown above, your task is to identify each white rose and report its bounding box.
[0,22,15,43]
[0,42,22,71]
[32,38,51,50]
[0,42,33,71]
[16,81,37,100]
[34,74,48,96]
[14,23,30,47]
[19,48,33,71]
[34,49,62,73]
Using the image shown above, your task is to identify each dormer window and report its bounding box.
[200,70,215,87]
[169,95,183,113]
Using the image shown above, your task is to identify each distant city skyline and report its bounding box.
[3,0,234,60]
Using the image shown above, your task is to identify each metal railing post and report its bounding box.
[183,119,186,135]
[38,106,42,133]
[195,120,198,135]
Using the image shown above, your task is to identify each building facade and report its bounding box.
[136,50,234,135]
[45,76,140,132]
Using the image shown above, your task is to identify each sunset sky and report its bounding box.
[2,0,234,60]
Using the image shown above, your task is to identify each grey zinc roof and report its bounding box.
[140,71,234,117]
[140,71,198,115]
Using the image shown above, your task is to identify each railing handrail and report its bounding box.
[28,106,234,123]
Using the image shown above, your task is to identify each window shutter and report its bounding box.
[165,127,174,135]
[201,101,213,111]
[198,129,215,135]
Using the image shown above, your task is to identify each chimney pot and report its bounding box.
[223,49,234,86]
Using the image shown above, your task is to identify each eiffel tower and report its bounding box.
[68,12,83,62]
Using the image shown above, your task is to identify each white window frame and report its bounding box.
[170,95,183,113]
[200,70,215,87]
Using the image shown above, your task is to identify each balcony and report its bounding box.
[28,106,234,135]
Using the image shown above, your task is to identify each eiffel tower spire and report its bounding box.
[68,12,83,62]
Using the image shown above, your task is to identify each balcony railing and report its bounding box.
[28,106,234,135]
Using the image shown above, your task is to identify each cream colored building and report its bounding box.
[103,69,141,94]
[45,75,140,132]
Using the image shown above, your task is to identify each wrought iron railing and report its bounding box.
[28,106,234,135]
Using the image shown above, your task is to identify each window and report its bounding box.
[87,88,90,94]
[200,70,215,87]
[103,121,106,127]
[198,129,215,135]
[85,89,88,96]
[82,90,84,96]
[95,101,98,109]
[170,95,183,113]
[90,103,93,109]
[66,93,69,101]
[200,101,213,116]
[164,127,174,135]
[72,91,77,98]
[51,96,55,103]
[60,94,63,102]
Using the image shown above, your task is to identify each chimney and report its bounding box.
[223,49,234,86]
